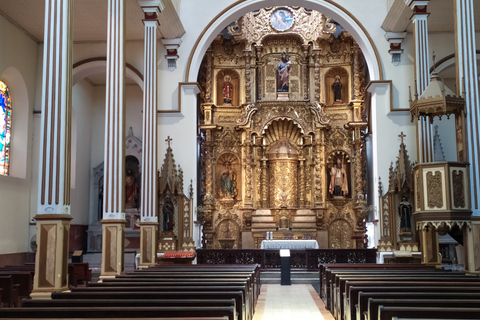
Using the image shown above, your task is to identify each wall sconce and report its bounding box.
[162,38,182,71]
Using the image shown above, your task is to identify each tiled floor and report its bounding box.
[253,284,334,320]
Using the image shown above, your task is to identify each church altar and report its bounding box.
[260,239,320,250]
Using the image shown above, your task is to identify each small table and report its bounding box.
[260,239,319,250]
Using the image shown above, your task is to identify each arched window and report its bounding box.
[0,81,12,176]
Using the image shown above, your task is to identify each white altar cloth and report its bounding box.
[260,239,319,250]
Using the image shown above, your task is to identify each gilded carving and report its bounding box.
[426,171,443,208]
[452,170,465,208]
[329,219,352,249]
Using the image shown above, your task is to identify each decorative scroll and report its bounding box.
[452,170,465,208]
[426,171,443,208]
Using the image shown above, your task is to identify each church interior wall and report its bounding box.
[0,13,39,255]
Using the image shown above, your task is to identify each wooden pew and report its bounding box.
[0,306,237,320]
[346,286,480,320]
[377,306,480,320]
[68,262,92,286]
[0,271,32,303]
[368,299,480,320]
[319,264,434,301]
[357,291,480,320]
[51,290,245,320]
[0,275,20,307]
[339,274,478,320]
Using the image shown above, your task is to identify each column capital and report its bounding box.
[405,0,429,12]
[384,32,407,65]
[162,38,182,71]
[138,0,164,19]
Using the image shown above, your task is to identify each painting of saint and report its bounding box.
[270,9,294,31]
[277,52,291,92]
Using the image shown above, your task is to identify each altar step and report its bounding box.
[260,270,319,286]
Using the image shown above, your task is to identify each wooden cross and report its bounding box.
[398,131,406,144]
[165,136,173,148]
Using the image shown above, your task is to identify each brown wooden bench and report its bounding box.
[377,306,480,320]
[319,264,434,301]
[0,306,237,320]
[0,271,32,304]
[339,275,478,320]
[368,299,480,320]
[51,290,245,320]
[346,286,480,320]
[357,291,480,320]
[69,262,92,286]
[0,275,20,307]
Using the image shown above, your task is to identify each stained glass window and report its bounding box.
[0,81,11,175]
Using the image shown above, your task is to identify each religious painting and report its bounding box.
[215,70,240,106]
[270,8,294,31]
[216,153,241,201]
[125,155,140,208]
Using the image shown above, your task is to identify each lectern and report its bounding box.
[279,249,291,285]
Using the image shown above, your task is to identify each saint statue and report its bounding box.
[398,196,412,233]
[329,157,349,197]
[277,52,291,92]
[223,75,233,105]
[163,194,174,232]
[220,162,236,199]
[125,169,138,208]
[332,75,342,102]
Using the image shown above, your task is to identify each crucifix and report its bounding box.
[165,136,173,149]
[398,132,406,144]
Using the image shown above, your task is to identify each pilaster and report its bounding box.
[33,0,73,297]
[454,0,480,214]
[408,1,430,94]
[101,0,126,278]
[138,0,161,268]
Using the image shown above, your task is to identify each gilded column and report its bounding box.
[243,137,254,208]
[244,50,252,103]
[260,151,268,208]
[408,0,430,94]
[204,130,214,201]
[313,50,321,102]
[255,45,263,101]
[302,45,309,101]
[299,158,306,208]
[101,0,126,279]
[205,48,213,104]
[313,133,324,206]
[138,0,162,268]
[32,0,73,298]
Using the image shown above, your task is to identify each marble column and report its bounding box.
[408,0,430,94]
[32,0,73,299]
[138,0,162,268]
[101,0,126,279]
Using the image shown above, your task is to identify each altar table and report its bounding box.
[260,239,320,250]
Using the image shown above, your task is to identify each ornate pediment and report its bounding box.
[228,7,336,50]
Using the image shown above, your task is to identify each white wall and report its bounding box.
[0,14,38,254]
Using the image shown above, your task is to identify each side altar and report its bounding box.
[197,7,370,250]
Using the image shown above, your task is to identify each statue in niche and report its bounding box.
[219,161,237,199]
[125,169,138,208]
[162,194,174,232]
[223,75,233,105]
[277,52,291,92]
[329,157,349,197]
[332,75,342,102]
[398,196,412,233]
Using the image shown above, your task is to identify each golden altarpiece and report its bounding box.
[198,7,369,249]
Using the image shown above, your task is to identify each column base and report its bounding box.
[32,214,72,295]
[100,219,126,278]
[139,222,158,268]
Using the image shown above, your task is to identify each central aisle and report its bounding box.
[253,284,334,320]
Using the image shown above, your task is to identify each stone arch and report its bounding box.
[185,0,382,82]
[0,67,29,179]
